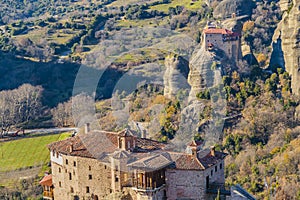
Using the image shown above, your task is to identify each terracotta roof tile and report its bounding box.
[169,152,205,170]
[39,174,52,186]
[48,129,227,171]
[118,129,135,137]
[48,131,119,159]
[128,152,174,171]
[204,28,233,35]
[48,130,166,159]
[198,151,227,169]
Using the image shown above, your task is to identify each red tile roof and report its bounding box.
[204,28,233,35]
[128,152,174,171]
[48,130,166,159]
[169,149,227,170]
[198,150,227,169]
[48,130,120,159]
[118,129,135,137]
[48,129,226,171]
[170,152,205,170]
[39,174,52,186]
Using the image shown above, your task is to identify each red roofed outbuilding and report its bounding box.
[39,174,54,200]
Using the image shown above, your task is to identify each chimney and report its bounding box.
[191,147,197,157]
[210,146,215,157]
[84,123,90,134]
[142,130,146,138]
[69,144,73,153]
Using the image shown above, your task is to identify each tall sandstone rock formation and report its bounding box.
[272,0,300,95]
[163,54,190,99]
[188,45,232,102]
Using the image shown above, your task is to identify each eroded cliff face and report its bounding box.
[213,0,255,19]
[163,54,190,99]
[272,0,300,95]
[188,45,232,102]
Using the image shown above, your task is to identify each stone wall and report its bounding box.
[165,160,224,200]
[204,33,240,63]
[51,155,112,200]
[165,169,206,200]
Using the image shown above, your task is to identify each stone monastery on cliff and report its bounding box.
[203,22,242,62]
[40,125,229,200]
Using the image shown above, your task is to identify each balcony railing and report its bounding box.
[131,184,166,192]
[43,191,54,199]
[206,183,231,196]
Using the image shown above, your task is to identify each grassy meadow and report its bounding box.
[0,133,70,172]
[149,0,203,13]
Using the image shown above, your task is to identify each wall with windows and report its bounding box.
[50,150,63,165]
[203,33,241,62]
[51,155,112,200]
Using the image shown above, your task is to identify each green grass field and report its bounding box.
[150,0,203,12]
[0,133,70,172]
[108,0,159,7]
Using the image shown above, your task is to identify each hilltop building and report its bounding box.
[41,126,229,200]
[203,22,242,62]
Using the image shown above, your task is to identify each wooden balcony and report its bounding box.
[43,191,54,200]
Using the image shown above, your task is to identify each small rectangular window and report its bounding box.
[59,168,61,173]
[59,181,62,187]
[220,163,222,169]
[73,161,76,167]
[89,166,91,171]
[70,187,74,193]
[69,173,72,180]
[215,166,217,172]
[89,175,92,180]
[115,176,119,182]
[66,159,68,165]
[86,186,90,193]
[211,170,213,176]
[104,165,107,169]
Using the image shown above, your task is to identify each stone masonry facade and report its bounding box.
[203,22,242,63]
[45,129,228,200]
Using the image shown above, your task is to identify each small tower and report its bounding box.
[118,129,137,151]
[186,140,203,156]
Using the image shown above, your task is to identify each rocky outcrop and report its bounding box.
[278,0,292,11]
[295,105,300,121]
[163,54,190,98]
[213,0,255,19]
[271,0,300,95]
[188,45,232,101]
[242,43,258,66]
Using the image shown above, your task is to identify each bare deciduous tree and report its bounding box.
[0,84,43,137]
[51,94,95,127]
